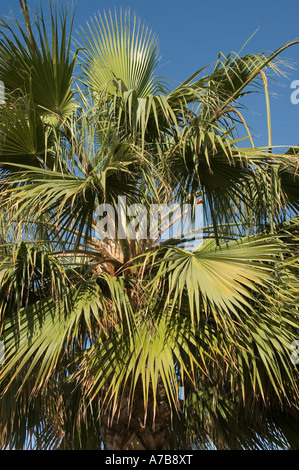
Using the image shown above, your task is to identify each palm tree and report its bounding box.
[0,1,298,450]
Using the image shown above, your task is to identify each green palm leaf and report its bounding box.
[148,235,282,323]
[79,9,162,99]
[0,3,76,125]
[0,1,298,451]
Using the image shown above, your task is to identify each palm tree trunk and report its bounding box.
[100,380,170,450]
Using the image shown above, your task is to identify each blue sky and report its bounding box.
[1,0,299,148]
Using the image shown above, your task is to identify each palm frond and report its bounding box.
[0,2,77,125]
[79,9,163,99]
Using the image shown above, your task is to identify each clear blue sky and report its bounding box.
[1,0,299,148]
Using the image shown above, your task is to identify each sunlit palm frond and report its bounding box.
[79,8,162,99]
[0,2,76,125]
[0,280,104,390]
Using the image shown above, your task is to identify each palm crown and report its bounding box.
[0,1,298,450]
